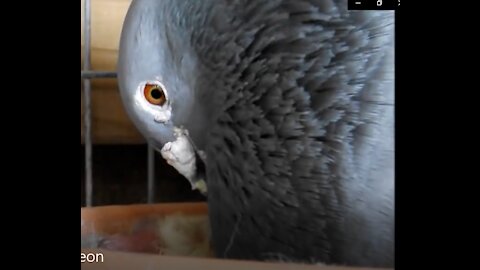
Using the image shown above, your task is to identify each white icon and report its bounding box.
[355,1,361,4]
[398,0,400,6]
[377,0,382,6]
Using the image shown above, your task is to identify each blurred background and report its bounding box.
[80,0,205,207]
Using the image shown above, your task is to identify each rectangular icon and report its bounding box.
[348,0,398,10]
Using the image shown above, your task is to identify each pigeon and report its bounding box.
[117,0,394,267]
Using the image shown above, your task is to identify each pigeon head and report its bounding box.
[117,0,216,151]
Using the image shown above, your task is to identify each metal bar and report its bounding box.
[84,0,93,207]
[147,144,155,203]
[81,71,117,79]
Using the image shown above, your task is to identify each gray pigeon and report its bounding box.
[117,0,394,267]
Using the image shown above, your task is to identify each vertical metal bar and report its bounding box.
[84,0,93,207]
[147,144,155,203]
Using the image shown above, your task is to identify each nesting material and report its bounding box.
[84,213,212,257]
[81,203,213,257]
[157,214,212,257]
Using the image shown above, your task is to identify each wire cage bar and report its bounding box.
[83,0,92,207]
[81,71,117,79]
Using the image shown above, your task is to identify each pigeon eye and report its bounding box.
[144,83,166,106]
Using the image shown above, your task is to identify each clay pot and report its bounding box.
[81,202,390,270]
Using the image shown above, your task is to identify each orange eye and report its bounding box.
[144,83,166,106]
